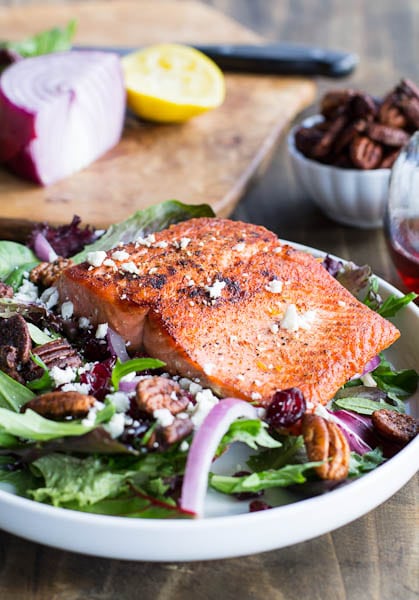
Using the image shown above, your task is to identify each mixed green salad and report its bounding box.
[0,201,417,518]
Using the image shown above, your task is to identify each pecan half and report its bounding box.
[320,89,354,119]
[302,414,350,480]
[398,96,419,129]
[0,314,31,362]
[365,122,409,147]
[350,135,383,169]
[30,257,74,288]
[0,282,14,298]
[136,376,189,415]
[23,338,82,381]
[372,409,418,444]
[23,390,96,420]
[379,94,408,129]
[350,92,377,121]
[160,417,193,446]
[0,345,24,383]
[312,114,348,158]
[380,148,400,169]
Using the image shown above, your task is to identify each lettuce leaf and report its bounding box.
[246,435,304,471]
[72,200,215,263]
[0,241,38,281]
[0,370,35,411]
[0,408,92,441]
[0,20,76,58]
[348,448,385,477]
[217,419,281,457]
[111,357,165,390]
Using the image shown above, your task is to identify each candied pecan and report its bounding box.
[379,95,408,129]
[350,135,383,169]
[30,257,74,288]
[312,115,348,158]
[302,414,350,480]
[398,96,419,129]
[380,148,400,169]
[0,345,24,383]
[0,282,14,298]
[294,126,325,158]
[23,390,96,420]
[365,122,409,147]
[350,92,377,121]
[0,314,31,362]
[332,123,358,155]
[320,89,354,119]
[372,409,418,444]
[160,417,193,446]
[136,376,189,415]
[397,78,419,100]
[23,338,82,381]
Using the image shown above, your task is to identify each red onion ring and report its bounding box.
[107,327,130,363]
[180,398,257,517]
[33,232,58,262]
[0,51,125,185]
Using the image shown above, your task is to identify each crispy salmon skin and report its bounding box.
[57,218,400,406]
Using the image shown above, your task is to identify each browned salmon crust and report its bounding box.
[57,218,400,406]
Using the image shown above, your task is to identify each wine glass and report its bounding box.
[385,131,419,294]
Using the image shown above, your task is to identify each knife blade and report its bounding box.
[74,43,358,78]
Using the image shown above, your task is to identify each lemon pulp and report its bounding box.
[122,43,226,123]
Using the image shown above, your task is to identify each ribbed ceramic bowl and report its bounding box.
[288,115,391,228]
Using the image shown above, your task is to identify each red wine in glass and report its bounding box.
[385,132,419,296]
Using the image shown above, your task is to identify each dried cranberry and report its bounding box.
[79,358,115,401]
[249,500,272,512]
[265,387,306,429]
[232,471,264,501]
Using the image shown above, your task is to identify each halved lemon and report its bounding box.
[122,43,225,123]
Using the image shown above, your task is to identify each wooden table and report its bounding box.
[0,1,418,599]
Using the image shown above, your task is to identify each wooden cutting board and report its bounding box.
[0,0,316,240]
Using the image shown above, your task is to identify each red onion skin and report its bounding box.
[0,89,35,161]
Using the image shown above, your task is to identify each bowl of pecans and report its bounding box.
[288,79,419,228]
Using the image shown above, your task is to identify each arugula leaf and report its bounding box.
[0,241,38,281]
[247,435,304,471]
[1,20,76,58]
[217,419,281,456]
[29,454,135,507]
[0,408,92,441]
[72,200,215,263]
[111,357,165,390]
[333,396,403,415]
[349,448,385,477]
[371,359,418,398]
[376,292,417,318]
[0,370,35,411]
[5,261,39,291]
[209,462,322,495]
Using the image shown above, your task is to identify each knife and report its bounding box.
[74,43,358,78]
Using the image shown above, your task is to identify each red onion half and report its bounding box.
[0,51,125,185]
[180,398,257,517]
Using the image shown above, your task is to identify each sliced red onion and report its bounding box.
[119,377,141,394]
[328,409,377,455]
[0,51,125,185]
[107,327,130,363]
[351,355,381,380]
[180,398,257,517]
[33,232,58,262]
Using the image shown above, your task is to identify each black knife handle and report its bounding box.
[193,44,358,78]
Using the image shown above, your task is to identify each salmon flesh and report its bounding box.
[57,218,400,406]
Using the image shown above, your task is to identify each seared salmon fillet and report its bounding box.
[57,218,400,406]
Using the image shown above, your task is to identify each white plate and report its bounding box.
[0,243,418,561]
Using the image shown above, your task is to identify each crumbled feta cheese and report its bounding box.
[254,379,262,387]
[270,323,279,334]
[189,381,203,395]
[103,258,117,269]
[111,250,130,261]
[86,250,107,267]
[205,279,226,299]
[136,233,156,247]
[50,366,76,387]
[15,279,39,303]
[153,408,175,428]
[338,300,346,307]
[236,374,245,381]
[232,242,245,252]
[265,279,283,294]
[190,389,219,429]
[40,287,59,309]
[251,392,262,401]
[103,413,125,438]
[149,267,158,275]
[179,440,189,452]
[155,240,168,249]
[180,237,191,249]
[78,317,91,329]
[280,304,317,332]
[256,407,266,419]
[229,335,238,344]
[95,323,108,339]
[121,261,140,275]
[107,391,130,413]
[61,300,74,320]
[203,363,215,376]
[62,382,91,394]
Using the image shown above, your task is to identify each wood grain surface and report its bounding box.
[0,1,418,599]
[0,0,315,238]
